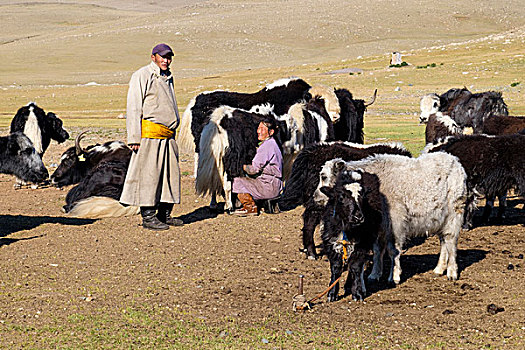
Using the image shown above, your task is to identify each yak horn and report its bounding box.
[75,131,88,155]
[365,89,378,107]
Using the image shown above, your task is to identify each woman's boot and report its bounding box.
[232,193,258,216]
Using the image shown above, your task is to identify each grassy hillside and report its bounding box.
[0,0,524,154]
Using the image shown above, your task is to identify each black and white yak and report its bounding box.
[278,141,411,259]
[195,96,335,212]
[178,77,339,156]
[319,169,383,301]
[424,113,525,144]
[424,134,525,227]
[0,132,49,184]
[419,87,508,133]
[424,112,467,144]
[10,102,69,187]
[314,153,468,284]
[50,132,137,218]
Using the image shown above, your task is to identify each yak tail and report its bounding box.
[195,107,230,198]
[67,197,139,219]
[177,97,196,154]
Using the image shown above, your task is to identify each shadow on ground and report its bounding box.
[177,203,225,224]
[364,248,488,296]
[0,215,95,239]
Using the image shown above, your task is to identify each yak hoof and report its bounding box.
[352,294,364,302]
[367,273,380,282]
[327,293,338,302]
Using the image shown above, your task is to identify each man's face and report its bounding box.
[151,53,173,71]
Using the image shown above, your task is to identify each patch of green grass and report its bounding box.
[389,61,409,68]
[416,63,442,69]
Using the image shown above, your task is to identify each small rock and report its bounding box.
[487,303,504,315]
[460,283,474,290]
[385,312,394,317]
[507,264,514,270]
[218,330,228,338]
[285,330,293,335]
[442,309,455,315]
[262,338,269,344]
[517,254,523,259]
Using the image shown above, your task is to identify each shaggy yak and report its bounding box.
[10,102,69,187]
[51,132,136,218]
[278,141,411,259]
[419,87,508,133]
[177,78,339,169]
[424,113,525,144]
[314,153,468,285]
[424,134,525,227]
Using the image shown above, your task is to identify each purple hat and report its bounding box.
[152,43,174,56]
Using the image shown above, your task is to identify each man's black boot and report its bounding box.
[141,207,169,230]
[157,202,184,226]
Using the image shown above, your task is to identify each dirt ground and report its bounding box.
[1,130,524,349]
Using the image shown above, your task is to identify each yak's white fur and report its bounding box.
[419,93,440,123]
[67,197,139,219]
[344,182,362,203]
[178,96,197,155]
[23,106,43,155]
[195,106,232,208]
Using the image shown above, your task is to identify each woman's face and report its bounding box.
[257,122,273,141]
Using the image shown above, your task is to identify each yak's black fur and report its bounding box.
[220,111,288,181]
[426,134,525,226]
[63,159,130,213]
[425,113,463,144]
[51,140,131,187]
[301,96,336,146]
[333,89,365,143]
[481,115,525,136]
[50,139,132,212]
[0,132,48,183]
[320,169,383,302]
[439,88,508,133]
[10,103,69,157]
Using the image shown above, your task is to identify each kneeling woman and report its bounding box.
[232,119,283,216]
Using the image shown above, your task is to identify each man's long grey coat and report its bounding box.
[120,61,181,207]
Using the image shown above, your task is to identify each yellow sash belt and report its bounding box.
[141,119,174,139]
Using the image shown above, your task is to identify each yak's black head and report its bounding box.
[1,132,48,183]
[320,170,366,228]
[50,131,90,187]
[45,112,70,143]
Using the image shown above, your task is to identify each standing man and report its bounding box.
[120,43,184,230]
